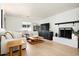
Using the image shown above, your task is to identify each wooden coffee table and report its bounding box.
[7,39,25,56]
[27,36,44,44]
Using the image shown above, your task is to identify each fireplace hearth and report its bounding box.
[59,27,73,39]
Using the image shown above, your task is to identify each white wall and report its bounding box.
[39,8,79,36]
[5,7,79,33]
[5,15,42,31]
[39,7,79,48]
[5,7,79,34]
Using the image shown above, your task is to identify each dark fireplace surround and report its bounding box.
[59,27,73,39]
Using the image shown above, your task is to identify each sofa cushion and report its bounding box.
[11,32,22,38]
[5,33,13,39]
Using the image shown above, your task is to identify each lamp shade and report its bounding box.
[0,28,5,35]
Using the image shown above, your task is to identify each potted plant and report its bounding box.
[73,30,79,36]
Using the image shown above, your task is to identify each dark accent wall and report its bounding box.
[39,30,53,40]
[38,23,53,40]
[41,23,50,31]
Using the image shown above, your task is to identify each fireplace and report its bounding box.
[59,27,73,39]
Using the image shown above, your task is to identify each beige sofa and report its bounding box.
[1,32,26,55]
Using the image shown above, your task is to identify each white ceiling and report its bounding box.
[1,3,79,18]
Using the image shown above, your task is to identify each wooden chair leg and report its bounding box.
[9,47,13,56]
[19,45,22,56]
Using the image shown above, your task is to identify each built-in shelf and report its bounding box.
[55,20,79,25]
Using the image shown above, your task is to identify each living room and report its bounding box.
[0,3,79,56]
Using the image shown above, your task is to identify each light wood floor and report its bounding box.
[7,39,79,56]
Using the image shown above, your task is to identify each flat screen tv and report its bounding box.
[41,23,50,31]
